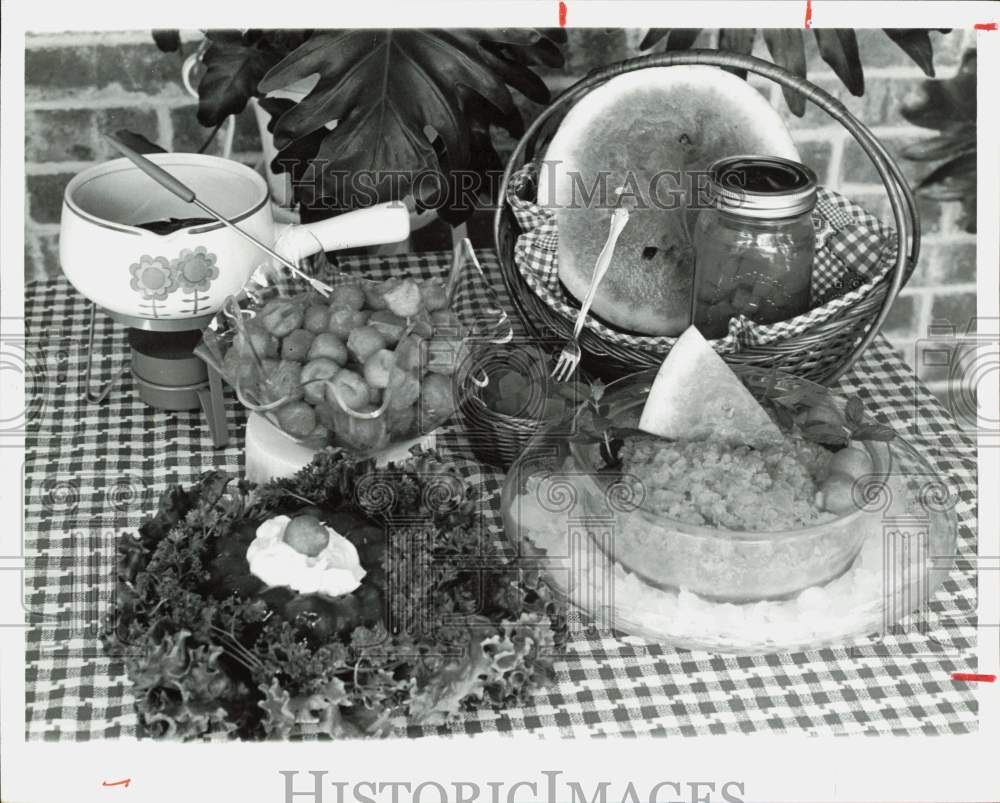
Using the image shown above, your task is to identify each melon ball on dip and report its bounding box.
[246,514,365,596]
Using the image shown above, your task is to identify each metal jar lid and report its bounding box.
[705,155,818,219]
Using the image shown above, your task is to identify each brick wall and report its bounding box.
[24,29,978,413]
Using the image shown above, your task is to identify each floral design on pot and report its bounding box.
[172,246,220,315]
[129,255,178,317]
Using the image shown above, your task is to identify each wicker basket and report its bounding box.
[494,50,920,385]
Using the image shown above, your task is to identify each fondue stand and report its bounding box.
[83,305,230,446]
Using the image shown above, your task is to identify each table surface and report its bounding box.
[24,250,979,740]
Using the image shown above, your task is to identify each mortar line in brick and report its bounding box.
[824,130,846,188]
[157,106,175,154]
[26,94,193,111]
[26,161,100,175]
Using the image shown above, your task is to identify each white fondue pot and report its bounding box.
[60,153,410,326]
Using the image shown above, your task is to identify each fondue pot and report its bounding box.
[59,152,410,445]
[61,152,409,325]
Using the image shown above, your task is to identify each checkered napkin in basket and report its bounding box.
[507,162,899,351]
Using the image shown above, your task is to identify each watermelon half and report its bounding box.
[538,66,799,336]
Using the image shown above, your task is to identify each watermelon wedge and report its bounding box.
[637,326,784,448]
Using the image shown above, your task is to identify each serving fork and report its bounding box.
[551,195,631,382]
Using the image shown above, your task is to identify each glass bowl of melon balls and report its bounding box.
[200,273,476,455]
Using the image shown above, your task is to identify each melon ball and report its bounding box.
[307,332,348,365]
[347,326,388,364]
[384,278,422,318]
[419,278,448,312]
[367,310,407,346]
[328,308,369,339]
[281,329,315,362]
[304,305,331,334]
[388,366,421,411]
[300,358,342,404]
[283,514,329,557]
[327,369,369,412]
[362,280,393,311]
[363,349,396,390]
[261,359,304,403]
[259,297,305,337]
[394,333,428,372]
[275,401,317,440]
[820,472,858,515]
[233,326,278,360]
[329,282,366,311]
[828,444,873,480]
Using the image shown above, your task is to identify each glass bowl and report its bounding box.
[505,365,926,605]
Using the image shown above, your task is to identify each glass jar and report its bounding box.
[691,155,818,339]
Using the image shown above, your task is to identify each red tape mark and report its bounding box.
[951,672,997,683]
[559,1,567,27]
[804,0,813,29]
[974,22,997,31]
[102,779,131,788]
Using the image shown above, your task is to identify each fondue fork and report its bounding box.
[551,189,630,382]
[104,134,335,298]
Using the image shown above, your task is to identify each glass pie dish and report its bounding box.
[502,365,959,637]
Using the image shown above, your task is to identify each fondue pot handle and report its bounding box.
[277,202,410,261]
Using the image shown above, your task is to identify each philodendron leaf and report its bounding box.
[718,29,757,80]
[259,29,562,220]
[883,29,937,77]
[762,29,807,117]
[113,130,167,155]
[814,29,864,96]
[197,31,285,127]
[900,126,976,162]
[152,30,181,54]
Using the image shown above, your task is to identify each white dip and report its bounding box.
[246,515,366,596]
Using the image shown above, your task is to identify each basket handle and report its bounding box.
[496,49,920,383]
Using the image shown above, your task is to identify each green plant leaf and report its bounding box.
[814,29,864,96]
[717,29,757,80]
[112,130,167,155]
[762,29,807,117]
[844,396,865,428]
[900,127,976,162]
[152,30,181,54]
[258,29,561,220]
[850,423,896,442]
[916,152,976,195]
[640,29,702,51]
[883,29,936,77]
[197,31,285,127]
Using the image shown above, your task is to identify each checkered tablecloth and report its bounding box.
[24,250,979,741]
